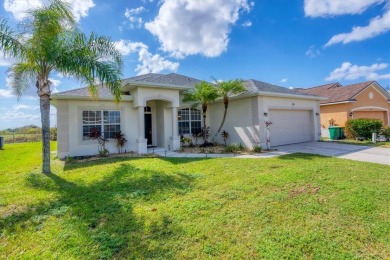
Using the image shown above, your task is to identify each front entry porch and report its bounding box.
[135,100,180,154]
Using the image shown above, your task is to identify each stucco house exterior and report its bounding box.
[300,81,390,135]
[51,73,325,159]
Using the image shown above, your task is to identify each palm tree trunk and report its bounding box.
[213,97,229,141]
[40,94,51,174]
[38,77,51,174]
[202,103,207,144]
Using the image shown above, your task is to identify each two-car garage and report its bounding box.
[269,109,314,146]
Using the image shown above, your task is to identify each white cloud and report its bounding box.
[304,0,384,17]
[325,62,390,81]
[124,6,146,29]
[0,58,12,67]
[136,48,179,75]
[305,45,321,58]
[49,78,61,93]
[12,104,39,111]
[4,0,95,21]
[0,89,14,98]
[325,10,390,46]
[3,111,40,120]
[281,78,288,83]
[145,0,253,58]
[114,40,179,75]
[242,20,252,27]
[114,40,147,56]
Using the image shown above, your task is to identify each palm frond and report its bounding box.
[54,32,123,101]
[8,62,38,98]
[0,20,25,59]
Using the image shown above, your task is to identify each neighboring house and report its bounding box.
[301,81,390,133]
[51,73,325,159]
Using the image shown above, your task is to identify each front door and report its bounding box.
[144,114,152,145]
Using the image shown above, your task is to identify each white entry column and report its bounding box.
[136,106,147,154]
[170,106,180,151]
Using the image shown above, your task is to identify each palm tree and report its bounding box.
[0,0,123,174]
[182,81,219,145]
[214,79,246,138]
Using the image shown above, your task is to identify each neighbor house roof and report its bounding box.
[300,81,383,104]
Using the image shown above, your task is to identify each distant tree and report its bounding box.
[0,0,123,173]
[182,81,219,144]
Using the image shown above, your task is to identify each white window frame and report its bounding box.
[178,108,202,135]
[82,110,121,140]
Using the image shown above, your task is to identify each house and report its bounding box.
[300,81,390,135]
[51,73,325,159]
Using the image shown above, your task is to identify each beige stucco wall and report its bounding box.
[133,87,180,108]
[207,95,321,148]
[56,99,137,159]
[208,97,257,148]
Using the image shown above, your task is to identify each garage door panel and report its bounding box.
[269,110,313,146]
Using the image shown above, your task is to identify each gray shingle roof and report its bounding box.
[52,74,320,100]
[244,80,314,96]
[124,73,204,88]
[53,85,116,98]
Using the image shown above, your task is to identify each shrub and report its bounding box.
[344,118,383,139]
[381,126,390,141]
[223,143,237,153]
[50,128,57,141]
[252,145,262,153]
[114,131,127,154]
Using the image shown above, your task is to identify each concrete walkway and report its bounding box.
[148,141,390,165]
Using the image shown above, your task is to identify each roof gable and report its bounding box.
[352,81,390,101]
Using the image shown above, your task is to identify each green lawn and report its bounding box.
[321,138,390,148]
[1,142,389,259]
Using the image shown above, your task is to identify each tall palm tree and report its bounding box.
[0,0,123,174]
[214,79,246,138]
[182,81,219,144]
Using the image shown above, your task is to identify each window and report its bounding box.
[82,110,121,140]
[178,108,201,134]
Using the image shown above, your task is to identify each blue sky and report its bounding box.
[0,0,389,129]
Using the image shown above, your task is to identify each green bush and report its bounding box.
[345,118,383,139]
[224,143,239,153]
[381,126,390,141]
[252,145,262,153]
[50,128,57,141]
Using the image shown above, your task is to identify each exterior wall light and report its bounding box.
[264,112,268,117]
[349,112,353,117]
[316,113,320,116]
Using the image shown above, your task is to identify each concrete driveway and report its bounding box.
[275,142,390,165]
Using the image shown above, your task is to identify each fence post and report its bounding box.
[13,132,15,143]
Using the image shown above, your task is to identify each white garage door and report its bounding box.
[269,110,313,146]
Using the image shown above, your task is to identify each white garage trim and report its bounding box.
[268,109,314,146]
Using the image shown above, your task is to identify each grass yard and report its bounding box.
[321,138,390,148]
[1,142,389,259]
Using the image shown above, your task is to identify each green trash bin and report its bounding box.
[329,126,341,140]
[340,127,345,139]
